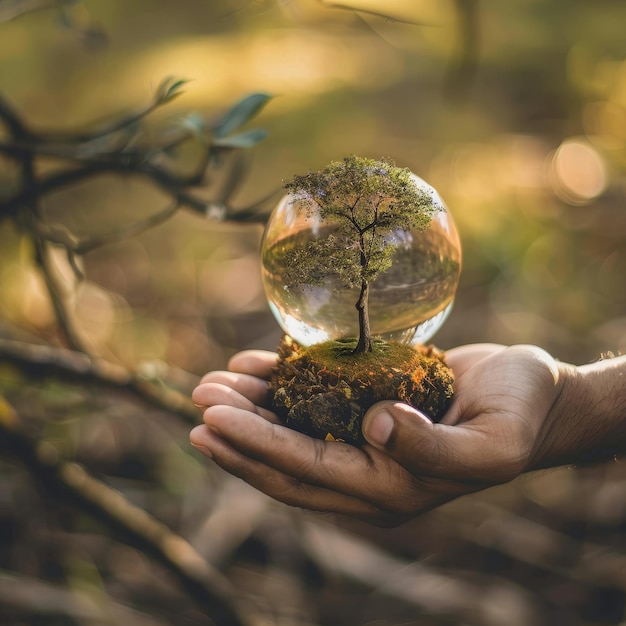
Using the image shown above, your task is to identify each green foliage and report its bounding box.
[155,76,190,105]
[181,93,272,154]
[283,155,438,352]
[213,92,273,139]
[284,155,436,287]
[212,128,269,148]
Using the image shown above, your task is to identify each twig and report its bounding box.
[444,499,626,590]
[1,77,183,145]
[0,145,206,188]
[444,0,480,102]
[320,1,429,25]
[0,93,88,351]
[34,201,181,281]
[36,101,159,146]
[0,86,270,359]
[0,152,230,218]
[37,201,181,255]
[0,569,170,626]
[296,513,537,621]
[189,475,272,567]
[0,157,269,222]
[28,178,87,351]
[0,0,65,23]
[0,398,252,626]
[0,93,31,136]
[0,90,270,224]
[33,234,89,350]
[0,338,200,425]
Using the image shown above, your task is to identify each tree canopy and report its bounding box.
[283,155,438,352]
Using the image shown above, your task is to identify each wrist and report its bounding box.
[528,354,626,470]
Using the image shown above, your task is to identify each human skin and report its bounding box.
[190,344,626,527]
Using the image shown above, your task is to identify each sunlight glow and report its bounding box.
[549,138,607,205]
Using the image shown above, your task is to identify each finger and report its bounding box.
[228,350,277,378]
[189,425,401,526]
[444,343,506,378]
[192,382,279,423]
[197,371,271,407]
[439,344,506,427]
[362,401,524,484]
[201,404,435,514]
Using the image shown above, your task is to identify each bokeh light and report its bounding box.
[549,138,608,205]
[3,2,626,625]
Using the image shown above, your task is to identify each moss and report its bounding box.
[270,335,454,445]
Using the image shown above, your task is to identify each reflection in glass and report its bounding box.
[262,175,462,346]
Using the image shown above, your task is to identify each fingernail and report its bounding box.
[190,442,213,459]
[363,410,394,447]
[190,426,213,458]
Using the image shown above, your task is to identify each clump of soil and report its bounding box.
[269,335,454,445]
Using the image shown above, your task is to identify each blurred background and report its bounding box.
[1,0,626,624]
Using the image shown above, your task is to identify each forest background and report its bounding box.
[1,1,626,625]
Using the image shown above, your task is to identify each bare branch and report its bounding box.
[1,78,186,145]
[0,0,65,23]
[0,398,252,626]
[319,0,429,25]
[37,201,181,254]
[0,338,200,424]
[0,86,270,360]
[448,500,626,591]
[0,157,269,222]
[0,569,170,626]
[0,93,86,350]
[0,159,203,217]
[444,0,480,102]
[32,234,88,350]
[37,101,159,145]
[0,93,30,138]
[298,515,533,618]
[229,187,277,221]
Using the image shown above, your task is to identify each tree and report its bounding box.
[283,155,438,353]
[0,8,274,621]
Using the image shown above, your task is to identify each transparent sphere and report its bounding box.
[261,174,461,346]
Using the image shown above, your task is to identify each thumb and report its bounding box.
[362,402,512,482]
[362,401,431,445]
[362,402,442,475]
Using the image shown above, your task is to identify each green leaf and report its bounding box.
[155,77,190,104]
[181,112,206,135]
[212,128,268,149]
[213,93,272,139]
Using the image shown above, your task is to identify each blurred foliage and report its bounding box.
[1,0,626,624]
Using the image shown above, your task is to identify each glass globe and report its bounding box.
[261,173,461,346]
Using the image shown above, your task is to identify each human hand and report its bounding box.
[190,343,573,526]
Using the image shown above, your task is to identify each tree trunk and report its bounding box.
[354,279,372,353]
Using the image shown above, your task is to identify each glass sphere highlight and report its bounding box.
[261,174,461,346]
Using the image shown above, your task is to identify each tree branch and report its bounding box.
[0,569,170,626]
[448,500,626,591]
[0,87,270,360]
[0,93,31,137]
[33,232,92,349]
[37,102,159,145]
[444,0,480,102]
[37,201,181,255]
[0,398,252,626]
[0,93,87,350]
[0,338,200,425]
[0,0,65,23]
[0,152,271,222]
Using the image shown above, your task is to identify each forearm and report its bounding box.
[528,354,626,470]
